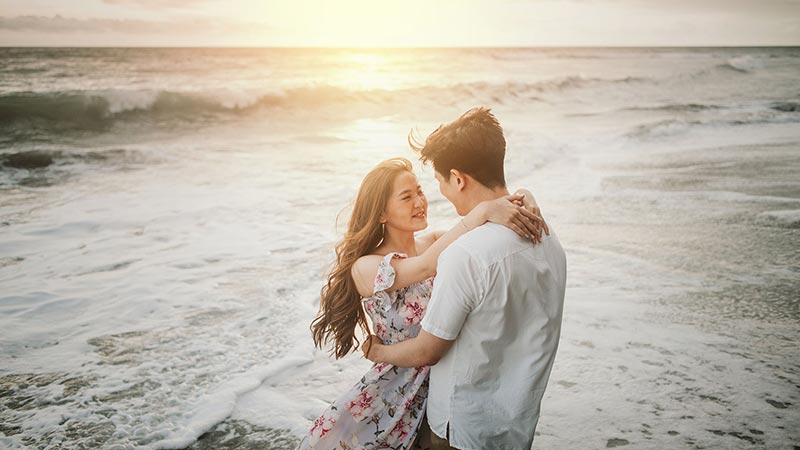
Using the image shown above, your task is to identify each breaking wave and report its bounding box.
[0,76,648,130]
[716,55,764,73]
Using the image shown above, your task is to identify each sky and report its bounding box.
[0,0,798,47]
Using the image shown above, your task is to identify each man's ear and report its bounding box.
[450,169,467,192]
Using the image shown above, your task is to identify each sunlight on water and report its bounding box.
[335,52,401,91]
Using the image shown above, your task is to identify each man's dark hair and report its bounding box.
[409,107,506,189]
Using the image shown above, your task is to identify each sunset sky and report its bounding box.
[0,0,798,47]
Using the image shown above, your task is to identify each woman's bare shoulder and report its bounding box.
[353,253,383,270]
[351,254,384,297]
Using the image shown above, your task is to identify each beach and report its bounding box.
[0,47,798,449]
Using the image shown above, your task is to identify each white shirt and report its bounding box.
[421,222,567,450]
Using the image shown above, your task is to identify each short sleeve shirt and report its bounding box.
[421,223,567,450]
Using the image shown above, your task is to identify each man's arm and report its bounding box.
[362,244,478,368]
[362,331,454,368]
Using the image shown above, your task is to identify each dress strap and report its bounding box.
[372,252,407,295]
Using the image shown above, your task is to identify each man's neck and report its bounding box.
[463,185,510,214]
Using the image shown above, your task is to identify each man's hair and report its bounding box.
[409,107,506,189]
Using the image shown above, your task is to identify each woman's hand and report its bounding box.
[513,189,549,243]
[472,194,543,243]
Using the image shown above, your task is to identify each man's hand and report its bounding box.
[361,335,383,362]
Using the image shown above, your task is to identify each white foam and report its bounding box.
[725,55,764,72]
[99,89,161,114]
[702,191,800,204]
[206,87,279,110]
[231,348,373,437]
[151,356,313,449]
[757,209,800,227]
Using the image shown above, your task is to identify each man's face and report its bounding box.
[434,169,466,216]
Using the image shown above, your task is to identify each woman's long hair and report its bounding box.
[311,158,414,359]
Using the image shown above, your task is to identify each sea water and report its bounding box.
[1,47,798,449]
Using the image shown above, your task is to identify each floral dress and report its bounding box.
[298,252,433,450]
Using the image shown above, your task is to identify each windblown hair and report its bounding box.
[409,106,506,189]
[310,157,414,359]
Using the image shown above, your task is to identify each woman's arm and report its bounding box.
[351,194,539,297]
[426,188,547,246]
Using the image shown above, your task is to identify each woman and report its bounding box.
[299,157,544,449]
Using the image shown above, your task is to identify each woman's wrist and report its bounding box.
[463,202,488,230]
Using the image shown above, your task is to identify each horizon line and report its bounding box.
[2,44,799,49]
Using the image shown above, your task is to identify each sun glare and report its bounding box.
[340,52,398,90]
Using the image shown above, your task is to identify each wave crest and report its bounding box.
[0,90,273,128]
[757,210,800,229]
[0,77,648,130]
[716,55,764,73]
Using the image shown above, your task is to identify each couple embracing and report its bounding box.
[299,107,567,450]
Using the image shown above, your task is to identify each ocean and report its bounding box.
[0,47,798,449]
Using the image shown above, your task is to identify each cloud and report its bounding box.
[0,14,269,35]
[102,0,217,7]
[1,15,167,33]
[1,0,797,46]
[527,0,800,15]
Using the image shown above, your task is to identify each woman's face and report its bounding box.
[382,171,428,233]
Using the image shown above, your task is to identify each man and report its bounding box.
[362,107,567,450]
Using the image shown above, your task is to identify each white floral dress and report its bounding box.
[298,252,433,450]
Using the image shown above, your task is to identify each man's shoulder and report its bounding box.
[459,222,515,246]
[448,223,564,268]
[452,223,522,257]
